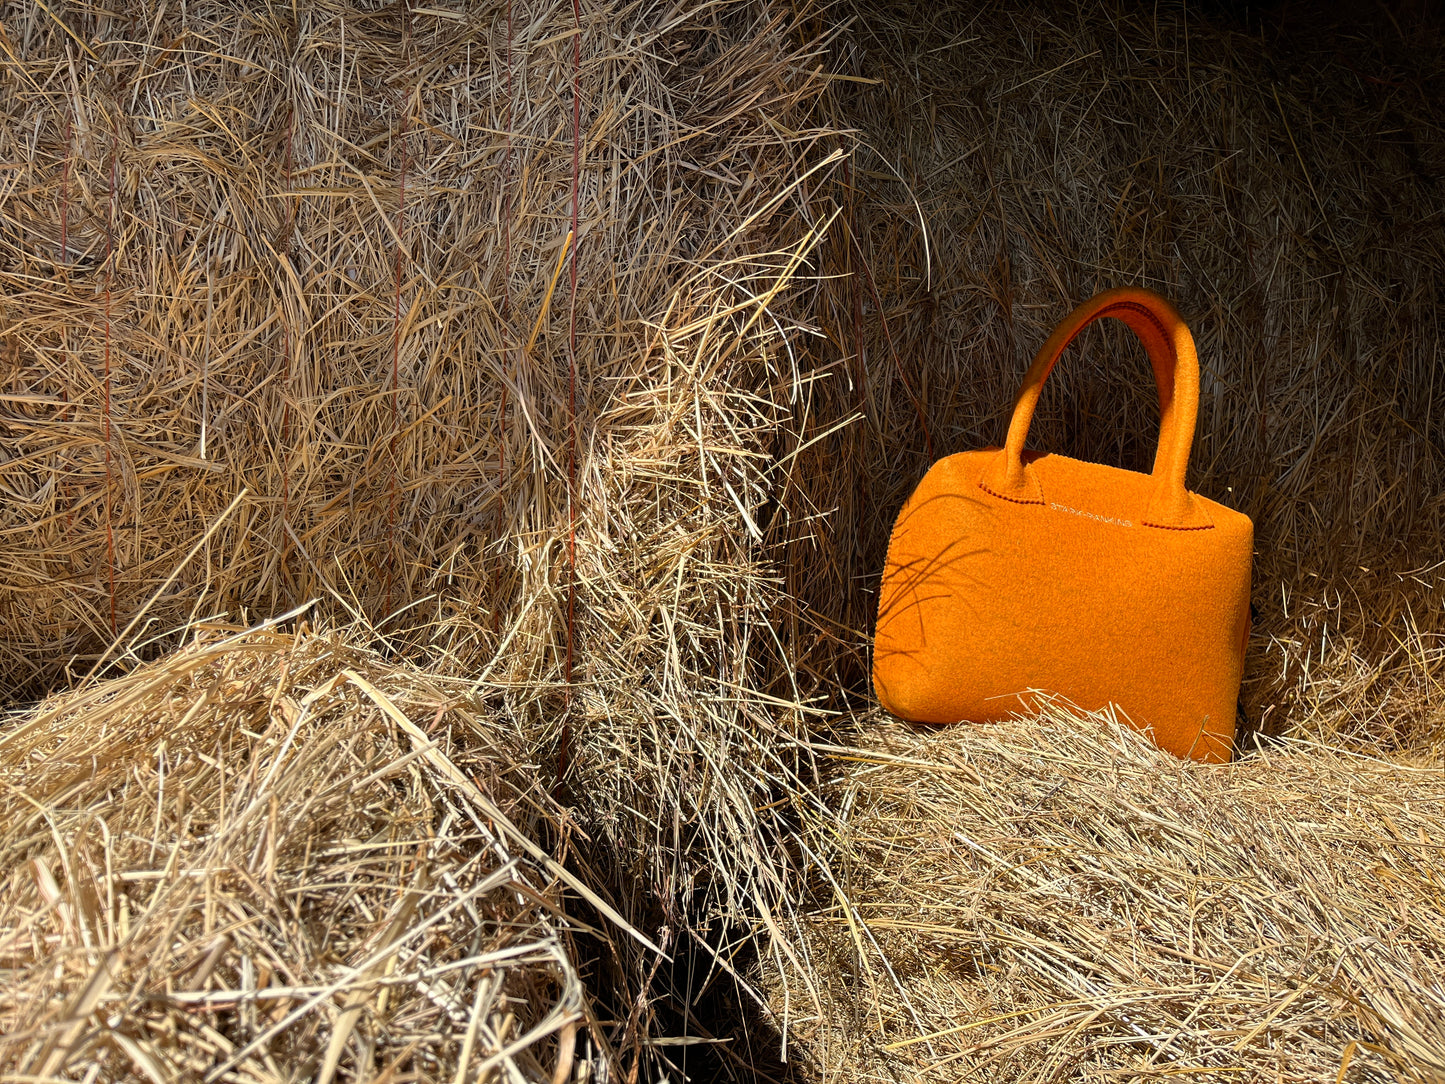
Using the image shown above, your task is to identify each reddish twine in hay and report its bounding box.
[385,100,409,621]
[844,159,866,423]
[57,118,72,427]
[845,157,869,542]
[560,0,583,782]
[845,156,873,645]
[58,118,70,271]
[280,110,296,589]
[494,0,518,634]
[103,128,118,636]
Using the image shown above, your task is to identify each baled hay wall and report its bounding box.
[793,2,1445,747]
[0,0,842,930]
[0,629,604,1083]
[761,717,1445,1083]
[6,6,1445,1071]
[6,0,1443,838]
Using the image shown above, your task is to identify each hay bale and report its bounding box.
[5,1,1444,1070]
[0,0,827,704]
[757,713,1445,1081]
[0,628,609,1083]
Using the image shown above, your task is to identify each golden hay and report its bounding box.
[758,713,1445,1082]
[0,0,824,689]
[4,1,1445,1079]
[0,627,619,1083]
[0,0,839,982]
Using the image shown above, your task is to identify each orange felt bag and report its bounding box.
[872,287,1252,762]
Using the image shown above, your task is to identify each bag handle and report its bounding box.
[979,286,1213,530]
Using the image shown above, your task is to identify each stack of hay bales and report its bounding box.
[758,714,1445,1082]
[4,0,1445,1078]
[0,627,619,1082]
[0,0,837,989]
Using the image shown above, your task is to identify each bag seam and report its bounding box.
[977,477,1044,505]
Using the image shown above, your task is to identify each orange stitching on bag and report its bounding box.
[1140,519,1215,532]
[1096,299,1221,531]
[977,478,1044,505]
[1099,300,1176,368]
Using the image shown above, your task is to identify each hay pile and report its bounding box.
[765,9,1445,1073]
[0,627,622,1083]
[759,714,1445,1082]
[0,0,828,696]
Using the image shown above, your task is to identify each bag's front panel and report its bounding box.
[874,450,1252,761]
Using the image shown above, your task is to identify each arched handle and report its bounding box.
[979,286,1213,530]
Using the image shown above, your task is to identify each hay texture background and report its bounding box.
[0,0,845,943]
[4,1,1445,1080]
[759,715,1445,1083]
[0,628,606,1083]
[3,0,1443,810]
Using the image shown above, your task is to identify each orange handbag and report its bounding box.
[872,287,1252,762]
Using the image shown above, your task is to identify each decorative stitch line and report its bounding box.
[1050,502,1133,527]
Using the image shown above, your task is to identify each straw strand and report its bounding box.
[385,97,409,624]
[279,109,296,598]
[560,0,584,786]
[103,126,118,637]
[494,0,519,635]
[57,116,69,273]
